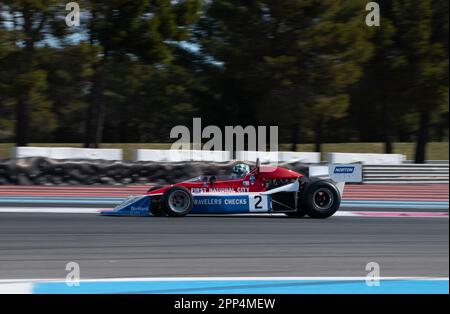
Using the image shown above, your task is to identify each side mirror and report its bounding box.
[209,175,216,185]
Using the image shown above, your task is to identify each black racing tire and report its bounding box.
[284,211,307,218]
[147,185,165,216]
[303,180,340,218]
[160,186,194,217]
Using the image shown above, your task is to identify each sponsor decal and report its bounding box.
[130,206,148,213]
[193,197,247,206]
[191,187,249,193]
[209,188,237,193]
[225,198,247,205]
[191,188,208,193]
[333,166,355,174]
[194,198,222,205]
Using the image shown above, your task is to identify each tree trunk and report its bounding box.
[414,109,430,164]
[384,133,393,154]
[94,91,106,148]
[314,119,323,153]
[290,124,299,151]
[15,96,29,146]
[83,95,94,148]
[84,56,106,148]
[381,102,393,153]
[15,8,35,147]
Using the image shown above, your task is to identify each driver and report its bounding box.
[231,163,250,178]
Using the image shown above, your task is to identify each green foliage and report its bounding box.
[197,0,374,149]
[19,69,57,140]
[0,0,448,151]
[39,43,100,141]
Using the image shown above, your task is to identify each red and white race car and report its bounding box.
[101,159,345,218]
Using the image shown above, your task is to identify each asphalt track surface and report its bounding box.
[0,212,448,279]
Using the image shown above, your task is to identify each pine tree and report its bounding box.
[81,0,201,147]
[0,1,64,145]
[197,0,373,152]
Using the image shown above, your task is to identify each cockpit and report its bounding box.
[186,163,252,183]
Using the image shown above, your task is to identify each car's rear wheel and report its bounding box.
[303,180,340,218]
[160,186,193,217]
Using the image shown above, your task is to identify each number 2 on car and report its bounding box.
[249,194,268,212]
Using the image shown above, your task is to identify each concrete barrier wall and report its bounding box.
[134,149,231,162]
[14,147,123,161]
[328,152,406,165]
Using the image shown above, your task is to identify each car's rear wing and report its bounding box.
[308,163,362,183]
[308,163,362,196]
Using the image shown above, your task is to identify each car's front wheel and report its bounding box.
[160,186,194,217]
[303,180,340,218]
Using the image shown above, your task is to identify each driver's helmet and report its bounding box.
[231,163,250,178]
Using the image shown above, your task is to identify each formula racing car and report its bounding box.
[101,159,345,219]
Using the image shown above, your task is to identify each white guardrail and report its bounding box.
[363,163,449,184]
[14,146,122,160]
[133,150,321,163]
[133,149,231,162]
[328,152,406,164]
[235,151,321,163]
